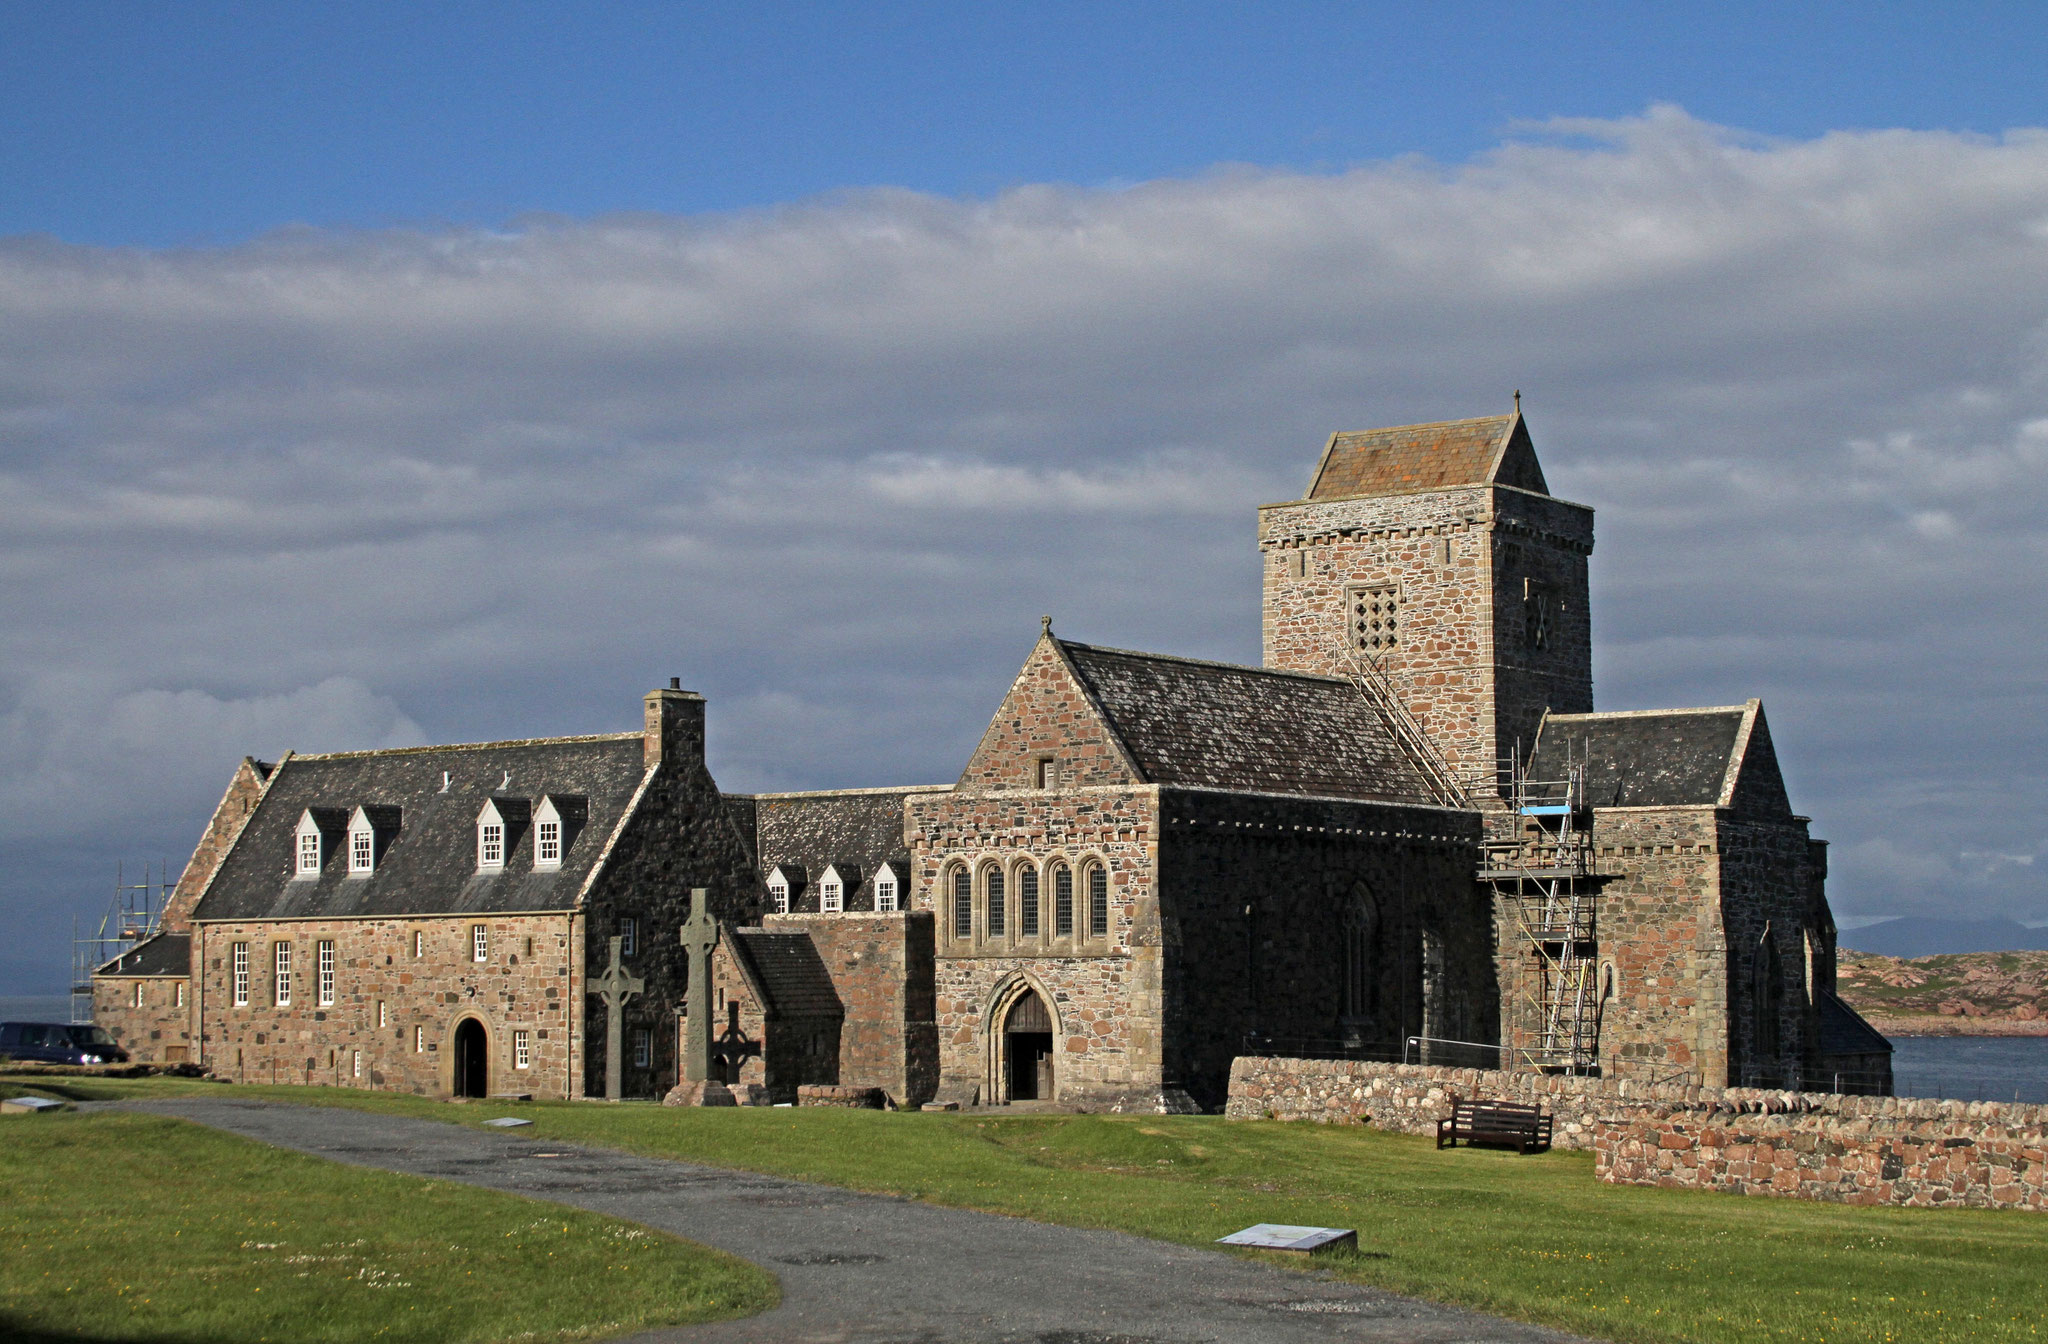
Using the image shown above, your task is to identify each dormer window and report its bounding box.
[350,828,373,872]
[345,804,399,876]
[479,819,504,868]
[536,818,560,865]
[531,795,583,872]
[765,865,803,915]
[298,826,322,876]
[293,809,344,877]
[874,863,901,913]
[768,875,789,913]
[475,797,528,871]
[819,866,847,914]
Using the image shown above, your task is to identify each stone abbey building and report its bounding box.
[95,409,1891,1107]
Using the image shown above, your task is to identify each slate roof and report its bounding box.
[1059,641,1438,804]
[1528,708,1747,809]
[1818,989,1893,1057]
[97,933,191,977]
[192,734,649,921]
[738,788,937,910]
[1306,412,1548,500]
[730,929,842,1018]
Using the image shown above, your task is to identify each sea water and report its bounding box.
[1889,1035,2048,1104]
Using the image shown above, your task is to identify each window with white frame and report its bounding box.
[767,871,790,914]
[350,827,373,872]
[415,1024,425,1053]
[479,822,504,868]
[132,981,143,1008]
[377,999,387,1028]
[620,917,637,957]
[296,811,324,876]
[632,1027,651,1068]
[352,1050,361,1079]
[472,924,488,962]
[1018,864,1040,938]
[821,872,843,914]
[232,943,249,1006]
[874,865,899,913]
[514,1029,531,1069]
[273,942,292,1006]
[317,940,335,1005]
[174,980,184,1009]
[412,929,423,958]
[1087,865,1109,939]
[536,818,560,865]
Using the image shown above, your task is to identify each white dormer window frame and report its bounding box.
[766,867,793,915]
[819,866,846,914]
[295,812,324,877]
[477,800,507,871]
[874,863,900,913]
[346,806,379,876]
[533,796,563,870]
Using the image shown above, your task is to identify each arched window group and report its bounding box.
[941,854,1116,952]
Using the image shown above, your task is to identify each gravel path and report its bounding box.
[121,1098,1588,1344]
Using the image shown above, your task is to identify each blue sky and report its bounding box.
[5,4,2048,992]
[6,3,2047,246]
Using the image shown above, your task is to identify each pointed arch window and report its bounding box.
[984,864,1006,938]
[1342,885,1380,1021]
[1051,863,1074,938]
[1017,864,1040,938]
[1086,864,1109,939]
[950,866,972,940]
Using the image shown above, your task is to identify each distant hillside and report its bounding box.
[1836,949,2048,1036]
[1839,916,2048,958]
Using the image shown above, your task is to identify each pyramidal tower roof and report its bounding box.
[1303,409,1547,500]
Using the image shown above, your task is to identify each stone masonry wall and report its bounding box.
[93,976,192,1062]
[1258,484,1592,776]
[194,913,580,1097]
[764,911,938,1107]
[955,636,1140,791]
[161,757,271,934]
[908,784,1160,1107]
[1716,813,1824,1089]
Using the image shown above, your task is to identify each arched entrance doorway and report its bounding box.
[1002,990,1054,1101]
[452,1018,488,1098]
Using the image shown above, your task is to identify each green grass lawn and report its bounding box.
[9,1072,2046,1344]
[0,1102,776,1343]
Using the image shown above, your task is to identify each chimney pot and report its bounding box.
[670,676,681,690]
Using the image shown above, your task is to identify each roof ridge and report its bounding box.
[1057,639,1352,685]
[734,784,952,800]
[1544,705,1752,722]
[290,731,641,761]
[1331,412,1513,439]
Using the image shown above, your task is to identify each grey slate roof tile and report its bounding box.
[97,932,191,977]
[739,789,928,910]
[1530,709,1746,808]
[730,929,842,1018]
[1060,641,1436,803]
[193,734,647,921]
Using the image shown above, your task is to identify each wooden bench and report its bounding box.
[1436,1099,1553,1153]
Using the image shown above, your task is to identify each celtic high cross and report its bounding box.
[594,934,644,1102]
[679,887,720,1085]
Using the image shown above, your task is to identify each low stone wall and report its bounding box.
[1595,1099,2048,1210]
[798,1084,886,1109]
[1226,1055,2048,1210]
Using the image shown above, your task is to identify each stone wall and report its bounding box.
[765,911,938,1107]
[93,976,192,1062]
[194,913,581,1097]
[160,757,271,934]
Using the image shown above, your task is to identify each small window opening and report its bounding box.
[821,877,843,913]
[472,925,488,963]
[768,875,789,914]
[632,1028,652,1069]
[620,918,637,957]
[515,1029,531,1069]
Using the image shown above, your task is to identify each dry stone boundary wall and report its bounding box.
[1227,1055,2048,1211]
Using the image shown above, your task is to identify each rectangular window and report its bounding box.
[1088,867,1110,939]
[472,925,488,962]
[377,999,387,1028]
[1348,583,1400,655]
[352,1050,361,1079]
[632,1028,651,1069]
[536,819,560,865]
[768,878,789,914]
[1019,867,1040,937]
[875,875,898,913]
[1054,867,1074,938]
[821,878,842,913]
[620,917,637,957]
[515,1029,531,1069]
[298,830,321,875]
[273,942,292,1007]
[414,1025,425,1053]
[350,828,373,873]
[952,868,972,939]
[232,943,249,1006]
[412,929,423,958]
[985,868,1005,937]
[1035,758,1056,789]
[479,822,503,868]
[132,981,144,1008]
[317,940,336,1006]
[174,981,184,1009]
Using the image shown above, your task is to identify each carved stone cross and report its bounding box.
[595,934,644,1102]
[680,887,720,1084]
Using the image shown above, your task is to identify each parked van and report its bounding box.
[0,1021,130,1066]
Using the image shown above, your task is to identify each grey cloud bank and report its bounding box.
[4,108,2046,989]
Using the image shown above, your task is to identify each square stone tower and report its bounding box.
[1257,410,1594,781]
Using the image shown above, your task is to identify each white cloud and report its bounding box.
[6,106,2048,981]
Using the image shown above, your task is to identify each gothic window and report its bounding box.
[1018,864,1040,938]
[1341,885,1379,1021]
[1053,864,1074,938]
[1524,579,1553,652]
[951,866,972,939]
[233,942,249,1006]
[1752,932,1785,1076]
[1348,583,1399,654]
[1086,864,1109,939]
[985,865,1006,938]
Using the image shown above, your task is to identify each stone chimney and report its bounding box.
[644,679,706,770]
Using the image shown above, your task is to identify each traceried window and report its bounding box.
[471,925,488,962]
[874,867,899,913]
[1086,865,1109,939]
[1524,579,1553,652]
[985,866,1006,938]
[273,942,292,1007]
[1347,582,1399,655]
[632,1028,652,1069]
[316,940,335,1006]
[514,1029,531,1069]
[1052,864,1074,938]
[536,819,561,866]
[232,943,249,1006]
[951,867,972,939]
[1018,865,1040,938]
[620,917,637,957]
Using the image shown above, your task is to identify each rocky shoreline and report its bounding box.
[1861,1015,2048,1038]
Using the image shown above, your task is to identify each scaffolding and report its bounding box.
[70,861,172,1024]
[1479,748,1603,1073]
[1337,643,1471,810]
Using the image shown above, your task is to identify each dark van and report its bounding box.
[0,1021,130,1066]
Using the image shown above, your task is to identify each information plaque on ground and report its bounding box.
[1217,1224,1357,1255]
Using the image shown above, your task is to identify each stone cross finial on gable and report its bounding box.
[1041,614,1053,636]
